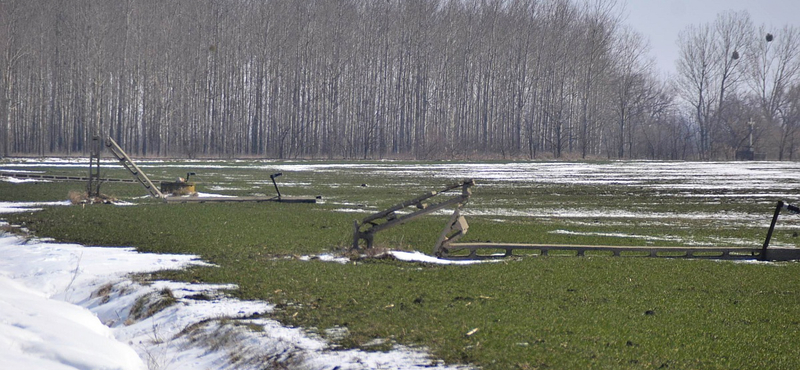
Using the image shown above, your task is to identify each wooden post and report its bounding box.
[87,136,102,198]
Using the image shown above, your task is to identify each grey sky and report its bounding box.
[621,0,800,78]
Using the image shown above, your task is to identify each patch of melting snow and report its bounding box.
[705,236,769,247]
[1,176,51,183]
[0,230,472,370]
[464,207,756,221]
[169,192,239,198]
[112,200,136,206]
[205,185,248,191]
[11,159,800,193]
[332,207,373,214]
[296,251,496,266]
[687,194,794,201]
[0,200,72,213]
[0,168,42,173]
[550,229,779,248]
[550,229,691,243]
[299,253,351,264]
[252,180,311,187]
[389,251,497,265]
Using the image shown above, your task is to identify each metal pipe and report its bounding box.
[270,173,283,199]
[762,200,784,261]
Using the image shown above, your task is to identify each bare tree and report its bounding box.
[576,0,618,158]
[607,26,654,158]
[782,84,800,159]
[9,0,779,161]
[0,0,31,157]
[676,11,752,159]
[747,25,800,160]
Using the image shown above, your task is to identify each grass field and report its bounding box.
[3,158,800,369]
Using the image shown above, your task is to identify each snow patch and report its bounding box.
[389,250,496,265]
[0,201,71,214]
[0,231,472,370]
[1,176,50,183]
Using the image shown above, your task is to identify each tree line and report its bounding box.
[1,0,798,160]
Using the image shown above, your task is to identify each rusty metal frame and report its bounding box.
[352,179,474,250]
[87,136,102,198]
[431,194,800,262]
[105,137,164,199]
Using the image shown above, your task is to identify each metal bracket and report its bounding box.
[433,208,469,257]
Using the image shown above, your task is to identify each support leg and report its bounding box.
[762,201,784,261]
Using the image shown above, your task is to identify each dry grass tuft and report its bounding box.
[91,283,115,305]
[126,288,177,324]
[179,319,304,369]
[68,191,87,204]
[68,191,119,205]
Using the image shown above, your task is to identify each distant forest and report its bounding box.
[1,0,799,160]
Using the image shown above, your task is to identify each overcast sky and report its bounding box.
[621,0,800,78]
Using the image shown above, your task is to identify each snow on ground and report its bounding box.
[465,207,755,221]
[389,251,498,265]
[7,158,800,193]
[193,192,237,198]
[0,275,146,370]
[0,232,206,370]
[1,176,50,184]
[164,192,239,199]
[3,158,799,369]
[297,251,494,265]
[0,201,72,213]
[257,160,800,191]
[0,229,472,370]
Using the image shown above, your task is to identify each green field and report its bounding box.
[3,159,800,369]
